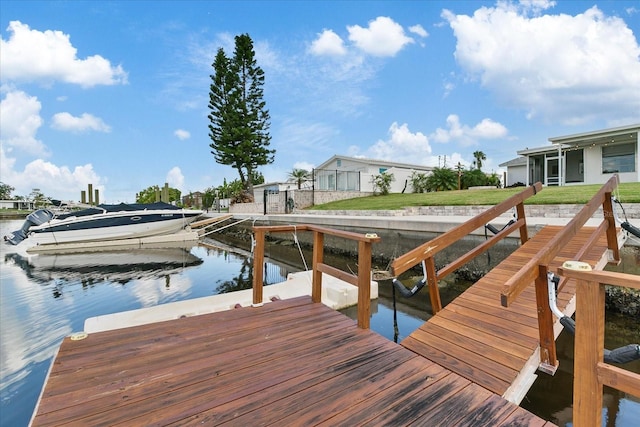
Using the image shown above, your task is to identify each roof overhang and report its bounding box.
[549,123,640,149]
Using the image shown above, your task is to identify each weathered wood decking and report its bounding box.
[31,296,553,426]
[401,225,613,403]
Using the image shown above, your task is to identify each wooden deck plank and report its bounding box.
[37,316,361,421]
[316,373,468,426]
[409,382,495,426]
[402,336,511,395]
[244,354,443,426]
[31,296,554,427]
[400,225,614,401]
[187,350,435,426]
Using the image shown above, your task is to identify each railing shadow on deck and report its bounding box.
[390,182,543,314]
[557,264,640,426]
[500,174,622,373]
[251,224,380,329]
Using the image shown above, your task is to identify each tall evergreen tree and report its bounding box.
[208,34,274,197]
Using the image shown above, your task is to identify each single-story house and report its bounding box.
[500,124,639,186]
[252,182,300,203]
[0,199,36,210]
[498,157,528,187]
[182,191,204,209]
[314,155,433,194]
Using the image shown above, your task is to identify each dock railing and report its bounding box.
[391,182,542,313]
[556,265,640,426]
[252,224,381,329]
[500,174,621,373]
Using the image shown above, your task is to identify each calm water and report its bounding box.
[1,219,638,426]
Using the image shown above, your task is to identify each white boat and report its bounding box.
[4,202,203,251]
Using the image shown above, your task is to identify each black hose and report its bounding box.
[560,316,639,364]
[392,281,399,343]
[392,278,426,298]
[605,345,640,364]
[621,221,640,238]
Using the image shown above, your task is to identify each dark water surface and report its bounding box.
[1,219,638,426]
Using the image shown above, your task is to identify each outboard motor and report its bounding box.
[4,209,54,245]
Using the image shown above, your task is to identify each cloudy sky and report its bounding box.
[1,0,639,202]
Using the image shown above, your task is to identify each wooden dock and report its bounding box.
[30,176,637,425]
[400,225,612,403]
[31,296,552,426]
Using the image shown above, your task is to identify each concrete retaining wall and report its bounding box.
[303,203,640,219]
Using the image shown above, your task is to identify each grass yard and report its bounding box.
[310,182,640,211]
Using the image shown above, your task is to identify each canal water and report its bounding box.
[0,219,638,426]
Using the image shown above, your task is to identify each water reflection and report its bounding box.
[6,246,204,288]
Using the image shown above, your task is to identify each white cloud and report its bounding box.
[166,167,184,191]
[292,161,314,172]
[443,3,640,125]
[0,90,47,156]
[408,24,429,38]
[518,0,556,15]
[347,17,414,57]
[363,122,432,164]
[174,129,191,140]
[51,112,111,133]
[0,21,128,88]
[0,146,104,201]
[430,114,508,146]
[309,29,347,56]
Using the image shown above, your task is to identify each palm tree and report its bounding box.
[288,168,309,189]
[426,167,458,192]
[473,151,486,170]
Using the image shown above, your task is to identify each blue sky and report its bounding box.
[1,0,639,203]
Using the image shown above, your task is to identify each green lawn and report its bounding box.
[310,182,640,211]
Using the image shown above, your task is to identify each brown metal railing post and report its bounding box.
[252,229,265,306]
[312,231,324,303]
[516,201,528,244]
[426,257,442,313]
[573,276,605,425]
[357,241,372,329]
[535,264,558,373]
[603,191,620,264]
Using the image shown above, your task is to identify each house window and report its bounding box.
[379,167,387,174]
[602,143,636,174]
[337,159,341,167]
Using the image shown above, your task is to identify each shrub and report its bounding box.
[372,172,395,195]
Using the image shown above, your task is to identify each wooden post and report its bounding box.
[426,257,442,314]
[516,202,528,244]
[252,229,265,306]
[94,189,99,206]
[311,231,324,303]
[603,191,620,264]
[535,264,558,374]
[573,276,605,425]
[357,241,371,329]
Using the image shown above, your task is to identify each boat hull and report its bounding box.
[18,210,202,249]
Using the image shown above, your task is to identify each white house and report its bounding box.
[501,124,639,186]
[313,155,433,194]
[498,157,528,187]
[0,199,35,210]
